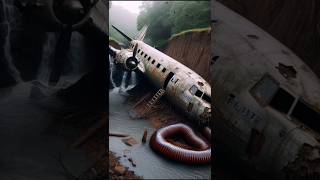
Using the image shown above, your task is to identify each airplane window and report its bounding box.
[291,100,320,133]
[141,52,144,55]
[144,54,147,58]
[269,88,295,114]
[251,74,295,114]
[162,68,166,73]
[152,60,155,64]
[156,63,161,68]
[250,74,279,107]
[138,49,140,53]
[203,93,211,103]
[189,85,203,97]
[189,85,198,95]
[195,90,203,97]
[148,57,151,61]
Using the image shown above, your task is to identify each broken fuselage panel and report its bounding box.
[212,2,320,179]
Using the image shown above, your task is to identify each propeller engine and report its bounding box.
[21,0,99,85]
[109,44,139,71]
[109,25,147,90]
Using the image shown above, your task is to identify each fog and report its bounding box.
[109,3,139,43]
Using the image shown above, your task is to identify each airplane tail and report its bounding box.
[136,25,148,41]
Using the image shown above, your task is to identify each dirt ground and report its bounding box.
[108,151,141,180]
[61,107,141,180]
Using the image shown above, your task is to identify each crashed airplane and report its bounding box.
[109,25,211,126]
[212,1,320,179]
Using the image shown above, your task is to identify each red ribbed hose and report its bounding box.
[150,123,211,164]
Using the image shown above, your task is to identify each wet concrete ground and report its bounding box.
[109,88,211,179]
[0,82,90,180]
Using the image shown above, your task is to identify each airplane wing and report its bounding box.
[111,24,148,42]
[111,25,133,42]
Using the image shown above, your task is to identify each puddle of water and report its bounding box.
[0,82,90,180]
[109,89,211,179]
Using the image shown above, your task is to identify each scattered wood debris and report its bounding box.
[142,129,148,143]
[114,165,126,175]
[122,137,138,146]
[109,132,130,137]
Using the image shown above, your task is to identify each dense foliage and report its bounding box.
[137,1,210,47]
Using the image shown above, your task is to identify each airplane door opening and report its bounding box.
[163,72,174,89]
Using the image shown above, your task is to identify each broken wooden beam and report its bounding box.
[109,133,130,137]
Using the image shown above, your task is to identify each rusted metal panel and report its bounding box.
[212,1,320,179]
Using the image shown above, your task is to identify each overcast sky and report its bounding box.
[111,1,143,15]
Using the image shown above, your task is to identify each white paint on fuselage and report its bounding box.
[131,40,211,124]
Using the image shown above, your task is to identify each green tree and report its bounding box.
[137,1,172,46]
[137,1,210,47]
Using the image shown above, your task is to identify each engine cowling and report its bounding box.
[115,50,139,71]
[125,57,139,71]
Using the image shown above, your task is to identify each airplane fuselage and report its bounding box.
[115,40,211,125]
[212,2,320,179]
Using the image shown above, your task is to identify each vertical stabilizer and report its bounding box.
[136,25,148,41]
